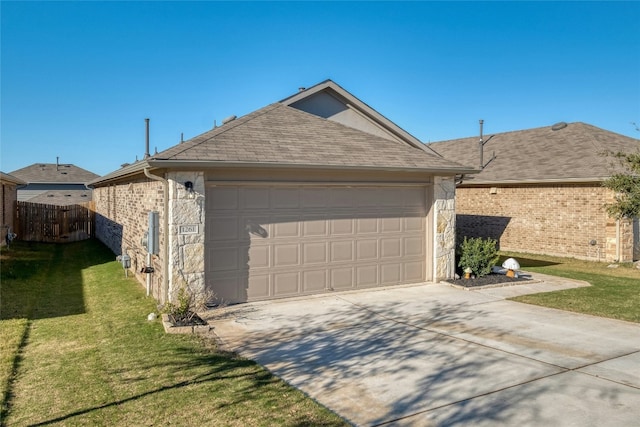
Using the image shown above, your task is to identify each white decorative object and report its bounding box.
[502,258,520,278]
[147,312,157,321]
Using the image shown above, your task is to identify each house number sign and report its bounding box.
[179,225,199,235]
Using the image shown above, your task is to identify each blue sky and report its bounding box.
[2,1,639,176]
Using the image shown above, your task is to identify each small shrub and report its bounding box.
[457,236,500,278]
[161,285,213,325]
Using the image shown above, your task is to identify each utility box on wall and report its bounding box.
[147,211,160,255]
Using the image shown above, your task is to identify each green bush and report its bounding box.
[457,237,500,278]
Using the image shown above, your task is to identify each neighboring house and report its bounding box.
[1,172,26,246]
[89,80,474,304]
[429,122,640,263]
[9,161,99,206]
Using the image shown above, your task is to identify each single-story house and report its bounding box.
[89,80,474,304]
[9,161,99,205]
[429,122,640,262]
[1,172,26,246]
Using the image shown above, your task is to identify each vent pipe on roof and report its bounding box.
[479,119,484,169]
[144,118,150,158]
[56,156,59,171]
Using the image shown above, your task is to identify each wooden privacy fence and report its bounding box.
[15,201,95,243]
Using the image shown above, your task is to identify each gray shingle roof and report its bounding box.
[9,163,99,184]
[428,122,640,184]
[154,103,469,172]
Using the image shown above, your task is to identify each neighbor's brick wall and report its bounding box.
[1,183,18,246]
[93,178,166,300]
[456,184,635,262]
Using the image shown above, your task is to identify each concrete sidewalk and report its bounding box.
[203,274,640,426]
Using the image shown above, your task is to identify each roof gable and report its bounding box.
[10,163,99,184]
[428,122,640,184]
[281,80,433,152]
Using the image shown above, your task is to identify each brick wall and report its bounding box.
[1,182,18,246]
[93,177,166,300]
[456,184,635,262]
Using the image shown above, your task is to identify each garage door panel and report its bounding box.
[331,240,354,262]
[356,239,378,260]
[329,188,356,208]
[302,270,327,293]
[381,263,401,284]
[247,274,269,300]
[356,265,378,287]
[303,242,328,264]
[274,244,299,267]
[381,238,402,258]
[331,267,354,289]
[381,217,402,233]
[242,188,270,209]
[209,187,238,211]
[274,272,300,296]
[405,236,424,256]
[248,245,270,269]
[272,188,300,209]
[274,218,300,238]
[331,217,354,235]
[405,216,424,232]
[209,216,239,241]
[404,261,425,282]
[209,246,243,272]
[357,217,378,234]
[207,184,428,303]
[303,218,328,236]
[301,188,329,208]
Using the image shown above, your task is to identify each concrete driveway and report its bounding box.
[203,274,640,426]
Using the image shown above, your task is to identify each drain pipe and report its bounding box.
[144,167,170,304]
[616,219,621,262]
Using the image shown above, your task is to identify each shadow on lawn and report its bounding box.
[1,240,113,320]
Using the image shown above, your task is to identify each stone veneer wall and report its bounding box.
[1,182,19,246]
[166,171,206,303]
[93,177,166,301]
[456,184,635,262]
[434,176,456,280]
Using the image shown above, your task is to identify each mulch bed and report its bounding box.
[166,311,208,327]
[447,273,531,288]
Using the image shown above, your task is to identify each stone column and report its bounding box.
[434,176,456,281]
[167,171,206,302]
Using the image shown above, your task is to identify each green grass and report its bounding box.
[0,240,347,427]
[501,252,640,323]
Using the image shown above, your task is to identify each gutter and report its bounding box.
[144,167,170,304]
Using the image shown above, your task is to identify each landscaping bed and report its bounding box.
[447,273,532,288]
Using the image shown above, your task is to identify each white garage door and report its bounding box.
[206,185,428,303]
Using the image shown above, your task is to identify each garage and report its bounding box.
[206,184,430,303]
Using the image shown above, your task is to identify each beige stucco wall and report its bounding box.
[456,184,636,262]
[1,182,19,246]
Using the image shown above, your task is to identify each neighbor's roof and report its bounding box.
[428,122,640,185]
[0,172,26,185]
[24,189,93,205]
[10,163,99,184]
[93,103,473,185]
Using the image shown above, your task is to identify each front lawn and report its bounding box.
[0,240,347,426]
[501,252,640,323]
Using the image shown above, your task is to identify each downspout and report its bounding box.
[144,167,170,304]
[616,219,621,262]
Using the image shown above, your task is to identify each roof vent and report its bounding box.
[551,122,568,131]
[222,115,237,125]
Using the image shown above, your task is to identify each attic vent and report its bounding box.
[222,115,237,125]
[551,122,568,131]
